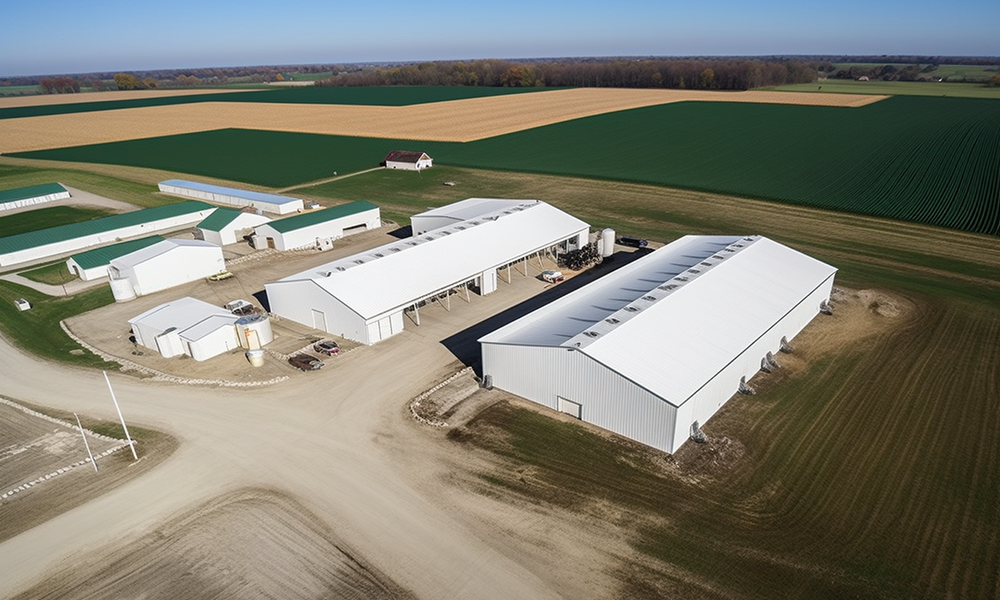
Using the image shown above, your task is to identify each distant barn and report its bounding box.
[383,150,433,171]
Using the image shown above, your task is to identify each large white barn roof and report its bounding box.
[412,198,530,227]
[111,238,218,268]
[480,235,837,407]
[274,200,588,321]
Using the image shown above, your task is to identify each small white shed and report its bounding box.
[196,208,271,246]
[109,239,225,298]
[384,150,433,171]
[129,297,240,361]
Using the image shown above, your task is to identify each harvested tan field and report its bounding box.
[0,88,887,153]
[0,88,257,109]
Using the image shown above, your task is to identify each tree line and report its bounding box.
[314,58,819,90]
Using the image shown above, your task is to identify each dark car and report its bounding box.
[313,340,340,356]
[617,236,648,248]
[288,354,324,371]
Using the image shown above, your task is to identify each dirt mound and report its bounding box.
[12,488,414,600]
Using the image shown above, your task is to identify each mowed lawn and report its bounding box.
[0,205,115,237]
[16,95,999,236]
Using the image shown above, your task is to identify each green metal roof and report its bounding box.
[265,201,378,234]
[196,207,242,232]
[0,183,67,203]
[0,201,213,255]
[68,236,164,270]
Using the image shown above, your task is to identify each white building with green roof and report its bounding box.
[252,201,380,251]
[66,236,164,281]
[0,183,70,212]
[196,208,271,246]
[0,201,216,267]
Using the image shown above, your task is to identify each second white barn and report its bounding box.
[479,235,837,454]
[109,239,225,298]
[252,201,380,251]
[265,199,589,345]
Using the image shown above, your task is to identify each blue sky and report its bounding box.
[1,0,998,77]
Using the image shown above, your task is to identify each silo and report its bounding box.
[110,277,136,302]
[601,228,616,258]
[236,313,274,349]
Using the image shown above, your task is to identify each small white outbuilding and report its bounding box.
[479,235,837,454]
[384,150,433,171]
[196,207,271,246]
[108,239,225,299]
[129,297,240,361]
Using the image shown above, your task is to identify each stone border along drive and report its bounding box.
[60,321,289,388]
[0,396,132,501]
[408,366,475,428]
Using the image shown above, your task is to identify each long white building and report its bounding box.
[109,239,225,300]
[266,199,589,345]
[159,180,303,215]
[479,235,837,454]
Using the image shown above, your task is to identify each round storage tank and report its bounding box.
[236,313,274,349]
[246,349,265,367]
[601,228,616,258]
[110,277,136,302]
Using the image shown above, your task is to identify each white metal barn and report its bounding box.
[108,239,225,298]
[0,201,216,267]
[251,201,380,251]
[196,208,271,246]
[479,235,837,454]
[0,183,70,212]
[266,200,590,345]
[384,150,433,171]
[129,297,240,361]
[159,180,304,215]
[410,198,540,235]
[66,236,164,281]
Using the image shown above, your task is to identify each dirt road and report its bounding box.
[0,271,628,598]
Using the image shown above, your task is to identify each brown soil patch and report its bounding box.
[11,488,415,600]
[0,88,888,153]
[0,89,259,109]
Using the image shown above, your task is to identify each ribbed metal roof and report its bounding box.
[263,201,378,233]
[160,180,301,205]
[0,183,67,203]
[196,207,242,232]
[0,201,213,254]
[68,235,164,269]
[480,235,837,407]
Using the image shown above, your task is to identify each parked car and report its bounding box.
[617,236,648,248]
[14,298,31,311]
[288,354,324,371]
[207,270,234,281]
[541,270,564,283]
[313,340,340,355]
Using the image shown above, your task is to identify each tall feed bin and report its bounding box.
[236,313,274,349]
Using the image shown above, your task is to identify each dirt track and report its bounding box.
[0,88,888,153]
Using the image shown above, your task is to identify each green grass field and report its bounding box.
[0,206,115,237]
[17,95,999,236]
[769,79,1000,98]
[0,86,562,120]
[19,261,77,285]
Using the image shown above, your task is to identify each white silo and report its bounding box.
[601,228,616,258]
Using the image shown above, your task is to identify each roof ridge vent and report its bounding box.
[605,317,620,324]
[583,331,600,338]
[641,295,657,301]
[624,306,640,312]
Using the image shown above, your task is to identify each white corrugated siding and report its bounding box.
[483,343,679,452]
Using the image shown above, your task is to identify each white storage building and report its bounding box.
[129,297,240,361]
[410,198,540,235]
[384,150,433,171]
[159,180,303,215]
[266,199,590,345]
[479,235,837,454]
[66,236,164,281]
[0,183,70,212]
[196,207,271,246]
[0,201,216,267]
[108,239,225,300]
[252,201,380,251]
